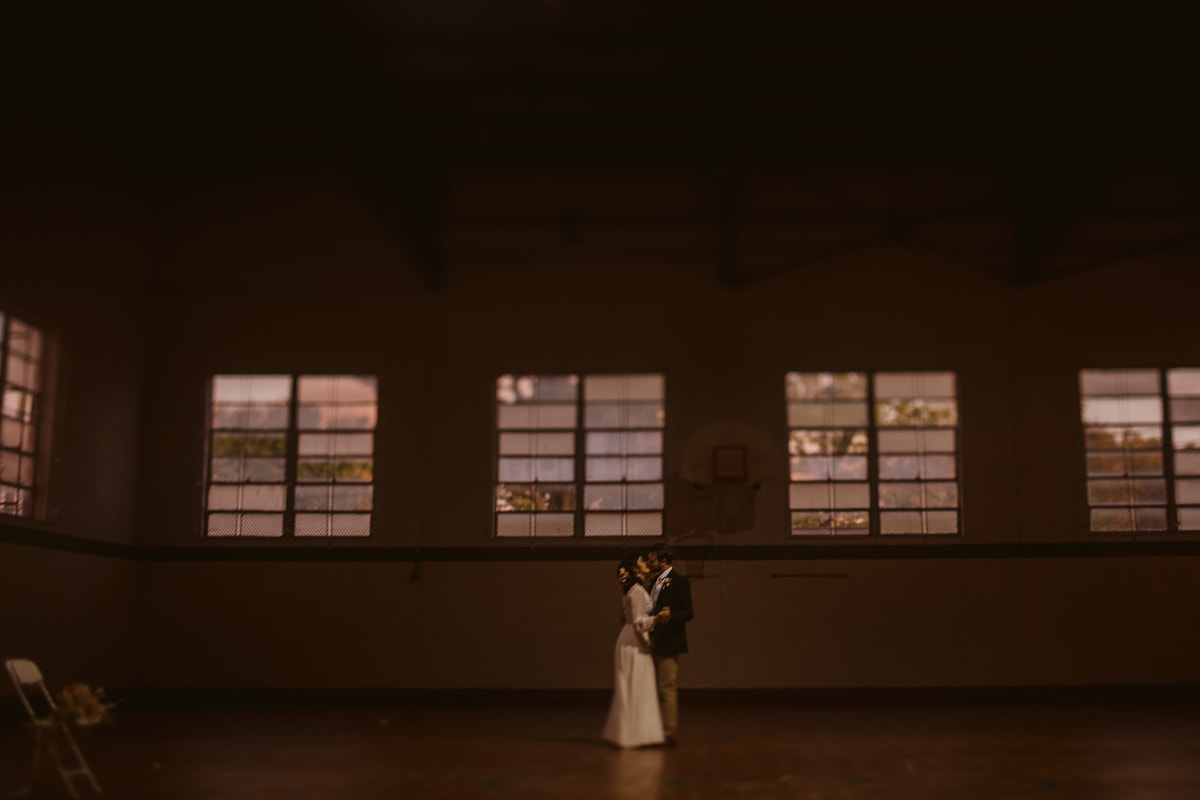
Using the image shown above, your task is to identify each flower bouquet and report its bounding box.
[53,684,115,726]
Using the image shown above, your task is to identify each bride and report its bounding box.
[602,554,665,748]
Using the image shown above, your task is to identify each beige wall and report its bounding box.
[6,166,1200,691]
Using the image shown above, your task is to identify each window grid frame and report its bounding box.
[494,373,665,539]
[204,374,378,539]
[786,370,962,538]
[1081,367,1200,535]
[493,374,581,539]
[582,374,666,539]
[0,313,46,520]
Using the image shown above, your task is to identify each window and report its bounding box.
[206,375,377,538]
[786,371,960,536]
[1080,368,1200,532]
[0,312,46,519]
[496,373,664,538]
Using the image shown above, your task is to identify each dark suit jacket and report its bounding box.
[650,567,693,657]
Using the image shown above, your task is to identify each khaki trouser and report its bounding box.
[654,654,679,737]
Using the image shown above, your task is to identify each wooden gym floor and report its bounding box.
[3,696,1199,799]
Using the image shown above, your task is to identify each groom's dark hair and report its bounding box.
[647,543,674,564]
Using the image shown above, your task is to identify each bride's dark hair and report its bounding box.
[616,554,644,595]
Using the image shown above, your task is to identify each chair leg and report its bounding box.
[38,723,102,797]
[62,728,103,794]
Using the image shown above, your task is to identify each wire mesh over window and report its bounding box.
[1169,369,1200,531]
[786,371,960,536]
[786,372,870,535]
[0,313,45,519]
[1079,369,1167,532]
[495,375,579,537]
[583,374,664,538]
[875,372,959,535]
[494,373,664,538]
[206,374,377,538]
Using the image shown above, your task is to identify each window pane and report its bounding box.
[534,457,574,481]
[212,402,289,430]
[1,421,22,449]
[1081,397,1163,425]
[875,371,955,399]
[586,484,623,510]
[534,433,576,455]
[497,375,579,404]
[832,510,870,532]
[880,455,919,480]
[627,484,664,510]
[332,485,373,512]
[207,513,239,537]
[1084,426,1161,450]
[926,511,958,534]
[500,483,579,512]
[876,399,958,427]
[586,431,662,455]
[242,485,286,511]
[296,486,330,511]
[1170,399,1200,423]
[1080,369,1160,396]
[330,514,371,537]
[790,456,830,481]
[1086,453,1126,477]
[1175,452,1200,476]
[791,510,832,533]
[297,433,374,457]
[785,372,867,400]
[0,451,18,483]
[296,458,372,483]
[207,486,242,511]
[240,514,284,537]
[294,513,329,537]
[1166,368,1200,397]
[2,389,32,422]
[880,511,923,534]
[1176,426,1200,449]
[213,375,292,404]
[926,482,959,508]
[586,457,623,481]
[1088,479,1130,505]
[584,374,664,402]
[1175,479,1200,505]
[497,403,577,430]
[496,512,574,538]
[585,402,664,429]
[831,455,867,480]
[1131,479,1166,504]
[1178,507,1200,530]
[789,482,831,509]
[297,375,377,404]
[212,434,286,457]
[832,482,869,509]
[1134,507,1168,531]
[584,512,662,537]
[297,403,377,430]
[879,483,923,509]
[1091,507,1133,532]
[207,513,283,538]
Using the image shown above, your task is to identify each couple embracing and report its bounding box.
[602,544,693,749]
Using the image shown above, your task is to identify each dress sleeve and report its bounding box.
[630,586,657,634]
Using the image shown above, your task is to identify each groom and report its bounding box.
[647,543,693,746]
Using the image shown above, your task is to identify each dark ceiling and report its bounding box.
[6,2,1199,287]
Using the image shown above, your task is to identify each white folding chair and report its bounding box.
[5,658,103,797]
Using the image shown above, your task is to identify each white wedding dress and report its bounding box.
[602,582,665,748]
